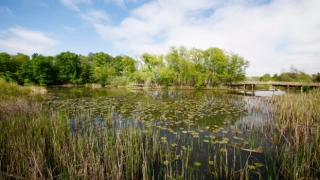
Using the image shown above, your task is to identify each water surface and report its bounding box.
[44,87,277,179]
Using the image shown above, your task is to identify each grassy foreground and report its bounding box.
[0,79,319,179]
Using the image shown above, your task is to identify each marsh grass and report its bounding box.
[0,78,30,101]
[0,79,42,120]
[0,109,164,179]
[271,89,320,178]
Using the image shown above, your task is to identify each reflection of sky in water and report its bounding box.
[255,90,285,97]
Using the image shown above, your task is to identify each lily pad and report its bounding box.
[194,162,201,167]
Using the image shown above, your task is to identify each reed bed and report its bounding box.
[272,89,320,178]
[0,79,41,121]
[0,109,163,179]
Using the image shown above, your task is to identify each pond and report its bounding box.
[44,87,279,179]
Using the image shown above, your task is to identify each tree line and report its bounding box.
[259,65,320,83]
[0,46,249,88]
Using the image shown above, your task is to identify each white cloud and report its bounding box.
[0,27,58,55]
[60,0,91,11]
[83,0,320,75]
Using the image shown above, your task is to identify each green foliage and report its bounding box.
[260,74,272,81]
[312,73,320,82]
[30,54,55,85]
[0,46,250,87]
[55,51,82,84]
[92,64,115,86]
[274,65,312,82]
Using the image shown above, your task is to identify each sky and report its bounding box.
[0,0,319,76]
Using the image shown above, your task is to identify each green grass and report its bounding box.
[0,78,30,101]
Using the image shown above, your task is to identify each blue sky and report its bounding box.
[0,0,319,76]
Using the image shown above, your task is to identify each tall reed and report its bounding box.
[272,89,320,178]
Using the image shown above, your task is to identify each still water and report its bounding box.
[44,87,280,179]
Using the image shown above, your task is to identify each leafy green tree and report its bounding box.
[112,55,125,76]
[158,66,177,87]
[80,55,92,84]
[260,74,272,81]
[121,55,136,79]
[165,46,183,85]
[272,74,279,81]
[92,64,115,86]
[12,53,31,84]
[140,53,164,85]
[312,73,320,82]
[0,52,15,81]
[93,52,113,66]
[203,47,228,86]
[30,54,55,85]
[224,53,249,83]
[55,51,82,84]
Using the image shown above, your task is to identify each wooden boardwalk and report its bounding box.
[228,81,320,87]
[227,81,320,92]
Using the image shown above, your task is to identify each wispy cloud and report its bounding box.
[82,0,320,76]
[64,26,75,31]
[0,6,14,16]
[104,0,137,8]
[60,0,91,11]
[39,2,51,9]
[0,27,58,55]
[81,9,110,25]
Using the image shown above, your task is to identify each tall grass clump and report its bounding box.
[272,89,320,178]
[0,78,42,120]
[0,78,30,101]
[0,110,161,179]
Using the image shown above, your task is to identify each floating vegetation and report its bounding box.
[163,161,169,165]
[194,162,201,167]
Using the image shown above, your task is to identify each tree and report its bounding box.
[12,53,31,84]
[55,52,81,84]
[312,73,320,82]
[30,54,55,85]
[203,47,228,86]
[80,55,92,84]
[92,64,115,86]
[121,55,136,79]
[140,53,164,85]
[260,74,272,81]
[224,53,249,83]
